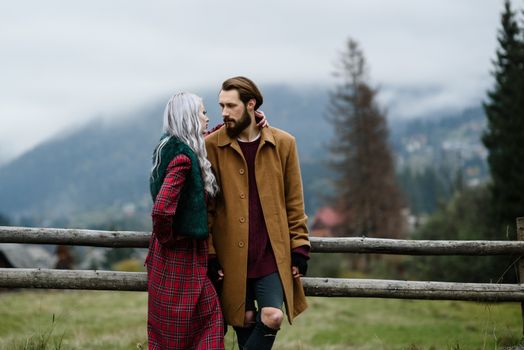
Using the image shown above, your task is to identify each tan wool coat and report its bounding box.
[205,126,310,327]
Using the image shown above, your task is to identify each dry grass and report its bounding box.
[0,290,521,349]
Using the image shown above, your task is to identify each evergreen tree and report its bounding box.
[326,39,405,239]
[482,0,524,231]
[397,167,453,216]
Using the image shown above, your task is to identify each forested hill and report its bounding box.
[0,86,331,220]
[0,85,486,223]
[0,105,163,219]
[392,106,487,215]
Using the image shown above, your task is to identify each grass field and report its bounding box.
[0,290,522,349]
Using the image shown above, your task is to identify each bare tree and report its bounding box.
[326,39,406,242]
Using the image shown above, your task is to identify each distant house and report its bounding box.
[0,244,56,269]
[311,207,344,237]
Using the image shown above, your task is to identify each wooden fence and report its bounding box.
[2,218,524,333]
[0,218,523,302]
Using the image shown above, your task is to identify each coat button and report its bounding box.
[239,217,246,223]
[238,241,245,248]
[239,168,245,175]
[240,193,246,199]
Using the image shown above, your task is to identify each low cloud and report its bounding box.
[0,0,507,161]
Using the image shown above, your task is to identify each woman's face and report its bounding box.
[198,103,209,135]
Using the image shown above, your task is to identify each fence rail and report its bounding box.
[2,219,524,335]
[1,268,523,302]
[1,224,524,302]
[2,226,524,255]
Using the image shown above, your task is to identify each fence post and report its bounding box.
[518,217,524,336]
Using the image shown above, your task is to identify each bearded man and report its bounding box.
[205,76,310,350]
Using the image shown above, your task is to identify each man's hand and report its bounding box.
[291,253,308,278]
[207,258,224,284]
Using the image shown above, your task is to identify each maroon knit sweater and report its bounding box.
[238,138,278,278]
[238,137,309,278]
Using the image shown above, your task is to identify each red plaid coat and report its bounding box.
[146,154,224,350]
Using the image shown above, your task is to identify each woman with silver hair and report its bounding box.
[146,92,224,349]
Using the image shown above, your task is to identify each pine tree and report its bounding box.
[482,0,524,230]
[327,39,405,240]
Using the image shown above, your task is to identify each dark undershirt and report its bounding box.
[238,137,278,278]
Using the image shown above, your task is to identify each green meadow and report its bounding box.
[0,290,521,349]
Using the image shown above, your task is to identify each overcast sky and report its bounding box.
[0,1,511,163]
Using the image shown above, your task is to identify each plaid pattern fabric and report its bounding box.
[147,238,224,349]
[151,154,189,246]
[147,155,224,349]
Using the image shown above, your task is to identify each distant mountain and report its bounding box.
[0,105,162,219]
[0,85,487,225]
[0,86,331,222]
[0,151,8,167]
[391,106,488,215]
[392,106,488,184]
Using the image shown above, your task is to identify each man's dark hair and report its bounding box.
[221,76,263,110]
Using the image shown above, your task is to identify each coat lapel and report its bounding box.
[217,127,243,157]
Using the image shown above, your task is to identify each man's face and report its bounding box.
[219,89,252,138]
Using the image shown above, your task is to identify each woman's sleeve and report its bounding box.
[151,154,191,246]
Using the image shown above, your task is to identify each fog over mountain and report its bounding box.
[0,86,330,220]
[0,85,486,226]
[1,1,502,164]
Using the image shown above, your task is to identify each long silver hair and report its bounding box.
[151,92,219,196]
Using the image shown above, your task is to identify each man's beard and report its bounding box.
[225,108,252,138]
